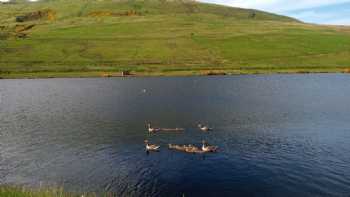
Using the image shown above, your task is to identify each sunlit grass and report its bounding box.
[0,186,115,197]
[0,0,350,78]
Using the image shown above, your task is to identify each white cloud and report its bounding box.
[326,18,350,25]
[199,0,350,25]
[289,10,334,21]
[199,0,350,12]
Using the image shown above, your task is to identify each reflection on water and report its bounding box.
[1,75,350,196]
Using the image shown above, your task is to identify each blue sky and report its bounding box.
[199,0,350,25]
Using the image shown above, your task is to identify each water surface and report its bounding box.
[1,74,350,196]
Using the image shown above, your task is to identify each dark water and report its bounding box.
[1,74,350,197]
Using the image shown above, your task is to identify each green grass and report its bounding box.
[0,0,350,78]
[0,186,113,197]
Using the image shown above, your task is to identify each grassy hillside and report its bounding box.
[0,0,350,78]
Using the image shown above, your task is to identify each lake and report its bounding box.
[1,74,350,197]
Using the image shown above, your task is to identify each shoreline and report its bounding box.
[0,186,102,197]
[0,68,349,79]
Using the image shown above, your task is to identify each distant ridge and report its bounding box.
[0,0,350,78]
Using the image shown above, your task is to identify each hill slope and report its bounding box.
[0,0,350,78]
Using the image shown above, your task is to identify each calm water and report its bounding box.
[1,74,350,197]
